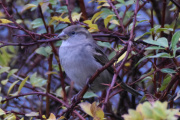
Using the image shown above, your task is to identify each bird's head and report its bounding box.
[57,25,93,45]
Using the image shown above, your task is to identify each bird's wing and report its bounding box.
[91,43,142,96]
[92,43,115,75]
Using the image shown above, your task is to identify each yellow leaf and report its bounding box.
[84,20,99,32]
[90,102,104,120]
[0,19,13,24]
[21,4,37,13]
[0,11,5,18]
[4,113,16,120]
[110,19,120,25]
[47,113,56,120]
[91,11,103,22]
[72,12,82,22]
[18,76,29,94]
[8,80,20,95]
[97,5,102,9]
[124,62,131,67]
[94,15,102,23]
[61,16,70,23]
[0,108,6,116]
[42,115,46,119]
[58,116,65,120]
[115,51,127,65]
[20,117,24,120]
[104,15,113,28]
[97,0,107,3]
[79,102,93,117]
[102,2,110,7]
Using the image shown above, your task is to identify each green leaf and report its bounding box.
[170,31,180,51]
[143,37,168,48]
[7,69,18,78]
[159,75,171,91]
[36,46,52,57]
[157,37,169,48]
[55,23,68,32]
[49,0,57,5]
[135,32,151,41]
[18,76,29,94]
[135,54,154,66]
[97,41,111,48]
[145,46,165,50]
[31,18,44,29]
[100,8,114,19]
[8,80,20,95]
[56,6,68,13]
[161,68,176,74]
[0,67,10,74]
[148,53,172,58]
[30,72,46,87]
[156,28,173,33]
[83,91,98,98]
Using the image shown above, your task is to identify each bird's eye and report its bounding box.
[71,31,75,35]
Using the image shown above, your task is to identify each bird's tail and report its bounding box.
[120,82,142,96]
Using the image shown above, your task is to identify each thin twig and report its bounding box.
[107,0,125,33]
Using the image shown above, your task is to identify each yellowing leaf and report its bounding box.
[45,71,58,75]
[18,76,29,94]
[84,20,99,32]
[1,79,8,85]
[91,11,103,22]
[102,2,110,7]
[79,102,93,117]
[0,19,13,24]
[0,108,6,116]
[104,15,113,28]
[42,115,46,119]
[110,19,120,25]
[90,102,104,120]
[8,80,20,95]
[0,11,5,18]
[21,4,37,13]
[72,12,82,22]
[115,51,127,65]
[47,113,56,120]
[97,5,102,9]
[50,16,70,25]
[25,112,39,117]
[58,116,65,120]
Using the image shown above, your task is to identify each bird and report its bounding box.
[58,25,141,96]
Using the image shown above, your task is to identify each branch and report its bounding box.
[170,0,180,9]
[0,38,60,48]
[107,0,125,33]
[1,92,84,120]
[66,0,74,24]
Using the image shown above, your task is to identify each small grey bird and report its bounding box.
[58,25,141,96]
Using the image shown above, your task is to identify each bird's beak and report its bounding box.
[57,32,69,40]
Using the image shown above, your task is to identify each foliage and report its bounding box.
[123,101,180,120]
[0,0,180,119]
